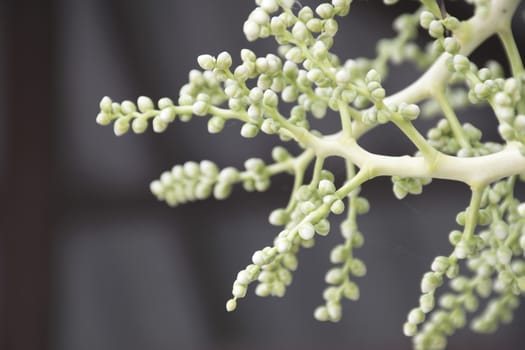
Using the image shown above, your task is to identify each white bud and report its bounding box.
[99,96,113,112]
[243,20,260,42]
[113,118,129,136]
[216,51,233,70]
[252,250,267,266]
[152,117,168,133]
[226,299,237,312]
[298,222,315,240]
[159,108,176,123]
[197,54,215,70]
[232,283,247,298]
[131,118,148,134]
[408,308,425,324]
[137,96,154,112]
[250,7,269,25]
[96,112,112,126]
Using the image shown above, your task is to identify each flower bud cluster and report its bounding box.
[426,118,502,157]
[97,96,178,135]
[407,180,525,349]
[228,169,346,310]
[391,176,431,200]
[150,158,272,206]
[314,216,367,323]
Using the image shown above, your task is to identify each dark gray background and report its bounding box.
[2,1,525,350]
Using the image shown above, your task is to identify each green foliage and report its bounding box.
[96,0,525,349]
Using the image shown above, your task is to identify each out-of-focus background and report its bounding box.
[2,1,525,349]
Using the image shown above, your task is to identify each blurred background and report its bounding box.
[2,1,525,349]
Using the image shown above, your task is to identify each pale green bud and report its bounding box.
[99,96,113,113]
[443,37,460,54]
[314,306,329,321]
[232,282,247,298]
[131,117,148,134]
[244,20,260,42]
[431,256,450,273]
[408,308,425,324]
[399,103,420,120]
[113,117,129,136]
[137,96,154,112]
[453,55,470,73]
[316,4,334,19]
[403,322,417,337]
[419,293,435,313]
[263,89,278,107]
[325,268,344,284]
[330,245,347,264]
[420,11,434,29]
[350,258,366,276]
[197,54,215,70]
[261,119,280,134]
[330,199,345,215]
[292,21,309,42]
[343,281,359,300]
[421,272,443,293]
[152,117,168,133]
[240,123,259,138]
[226,298,237,312]
[255,283,271,297]
[121,100,137,115]
[96,112,112,126]
[298,222,316,240]
[319,179,336,195]
[428,20,444,38]
[208,116,225,133]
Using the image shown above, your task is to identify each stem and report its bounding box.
[338,101,353,139]
[434,90,471,150]
[391,115,440,160]
[463,187,484,240]
[498,27,524,77]
[310,156,325,188]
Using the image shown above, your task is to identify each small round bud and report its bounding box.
[298,222,316,240]
[240,123,259,138]
[99,96,113,113]
[419,293,435,313]
[226,299,237,312]
[330,199,345,215]
[152,117,168,133]
[408,308,425,324]
[121,100,137,115]
[428,20,444,38]
[419,11,434,29]
[131,118,148,134]
[314,306,329,321]
[244,20,260,42]
[113,118,130,136]
[208,116,225,133]
[197,54,216,70]
[403,322,417,336]
[96,112,112,126]
[421,272,443,293]
[318,179,336,195]
[137,96,154,112]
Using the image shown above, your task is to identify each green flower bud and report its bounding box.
[421,272,443,293]
[197,54,216,70]
[137,96,154,112]
[408,308,425,324]
[240,123,259,138]
[419,293,435,313]
[113,117,130,136]
[226,298,237,312]
[298,222,316,240]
